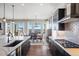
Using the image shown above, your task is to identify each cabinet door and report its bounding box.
[75,3,79,17]
[21,43,28,56]
[58,23,65,30]
[66,3,79,17]
[58,9,65,20]
[53,8,65,31]
[21,40,30,56]
[66,4,71,16]
[48,40,56,56]
[16,47,21,56]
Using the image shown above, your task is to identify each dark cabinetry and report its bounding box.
[58,23,65,30]
[7,39,30,56]
[58,4,79,23]
[47,39,70,56]
[66,3,79,18]
[21,39,30,56]
[58,9,65,20]
[49,40,56,55]
[53,8,65,30]
[58,9,65,30]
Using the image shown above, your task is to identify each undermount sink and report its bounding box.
[4,40,23,47]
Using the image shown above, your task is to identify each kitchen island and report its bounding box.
[48,36,79,56]
[0,36,30,56]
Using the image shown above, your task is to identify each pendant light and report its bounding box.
[12,5,15,23]
[3,3,6,22]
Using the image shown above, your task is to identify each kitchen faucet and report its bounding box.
[7,32,13,43]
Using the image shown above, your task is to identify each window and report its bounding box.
[28,22,42,29]
[28,22,33,29]
[16,22,24,30]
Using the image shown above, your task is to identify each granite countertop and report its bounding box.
[0,36,30,56]
[48,36,79,56]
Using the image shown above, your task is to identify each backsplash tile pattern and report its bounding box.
[65,20,79,44]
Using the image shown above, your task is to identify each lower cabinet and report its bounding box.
[8,39,30,56]
[21,39,30,56]
[49,42,56,56]
[48,39,70,56]
[16,46,21,56]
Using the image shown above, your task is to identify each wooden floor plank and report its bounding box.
[27,45,52,56]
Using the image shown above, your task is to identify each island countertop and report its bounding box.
[0,36,30,56]
[49,36,79,56]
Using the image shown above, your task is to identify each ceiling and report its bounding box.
[0,3,67,20]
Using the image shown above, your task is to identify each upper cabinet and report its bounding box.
[58,3,79,23]
[58,9,65,20]
[53,8,65,30]
[53,8,65,21]
[66,3,79,18]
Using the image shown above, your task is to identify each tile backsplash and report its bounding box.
[65,21,79,44]
[56,31,66,39]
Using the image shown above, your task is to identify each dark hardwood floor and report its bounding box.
[27,45,52,56]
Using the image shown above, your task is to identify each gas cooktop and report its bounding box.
[55,39,79,48]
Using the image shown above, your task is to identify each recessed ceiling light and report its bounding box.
[40,3,43,6]
[21,3,24,6]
